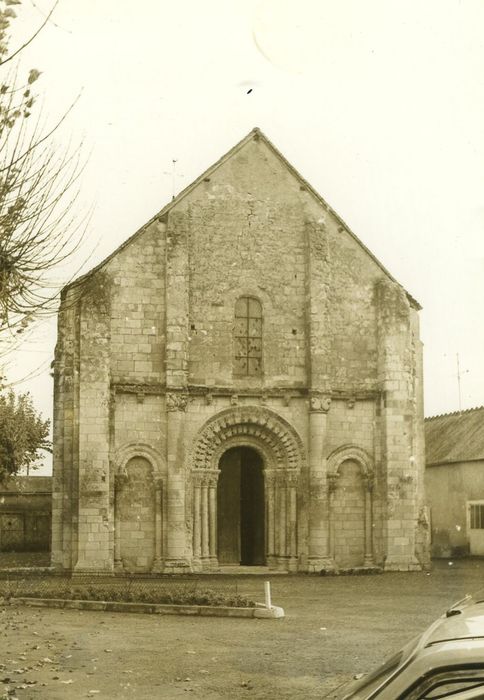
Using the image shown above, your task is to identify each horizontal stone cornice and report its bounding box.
[112,382,165,395]
[111,382,382,404]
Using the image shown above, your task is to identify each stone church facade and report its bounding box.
[51,128,428,574]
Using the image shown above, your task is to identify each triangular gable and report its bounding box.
[63,127,421,309]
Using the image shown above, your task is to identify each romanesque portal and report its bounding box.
[187,407,303,573]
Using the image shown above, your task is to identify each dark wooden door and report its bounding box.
[217,447,265,565]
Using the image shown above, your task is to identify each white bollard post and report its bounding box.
[254,580,284,618]
[264,580,272,609]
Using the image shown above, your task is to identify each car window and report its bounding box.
[402,670,484,700]
[424,680,484,698]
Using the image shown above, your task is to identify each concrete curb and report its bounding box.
[5,597,285,619]
[254,605,285,618]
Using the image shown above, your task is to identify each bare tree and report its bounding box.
[0,0,84,342]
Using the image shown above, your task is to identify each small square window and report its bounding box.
[470,504,484,529]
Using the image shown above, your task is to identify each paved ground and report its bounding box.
[0,558,483,699]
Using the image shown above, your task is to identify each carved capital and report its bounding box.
[275,470,289,487]
[230,394,239,406]
[207,470,219,488]
[192,469,219,487]
[310,394,331,413]
[286,470,299,487]
[192,470,205,487]
[166,392,189,412]
[264,470,278,488]
[154,476,164,491]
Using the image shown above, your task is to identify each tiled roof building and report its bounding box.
[425,406,484,557]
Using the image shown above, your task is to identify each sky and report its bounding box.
[5,0,484,474]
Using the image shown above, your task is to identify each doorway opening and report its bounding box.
[217,446,265,565]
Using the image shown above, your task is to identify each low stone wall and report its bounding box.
[0,476,52,552]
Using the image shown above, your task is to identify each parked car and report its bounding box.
[337,594,484,699]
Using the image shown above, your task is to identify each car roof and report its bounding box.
[424,600,484,646]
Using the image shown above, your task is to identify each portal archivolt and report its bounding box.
[190,407,304,571]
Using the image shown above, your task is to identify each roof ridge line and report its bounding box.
[425,405,484,421]
[254,128,421,309]
[61,128,262,294]
[62,126,420,308]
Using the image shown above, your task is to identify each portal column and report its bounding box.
[278,474,287,570]
[308,394,335,572]
[192,472,202,570]
[363,474,374,567]
[208,471,219,569]
[266,471,277,569]
[152,477,163,572]
[164,392,191,572]
[113,473,127,572]
[287,470,298,572]
[327,474,338,562]
[201,476,209,567]
[164,211,191,573]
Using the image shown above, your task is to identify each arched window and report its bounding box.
[234,296,262,376]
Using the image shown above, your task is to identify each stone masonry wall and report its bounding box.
[52,130,426,573]
[183,139,307,388]
[175,138,386,392]
[0,477,52,552]
[52,291,79,569]
[108,220,166,384]
[76,274,112,571]
[376,280,425,570]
